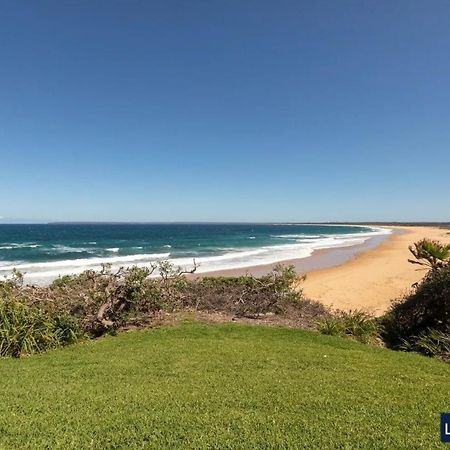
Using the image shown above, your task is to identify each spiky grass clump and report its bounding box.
[317,310,379,344]
[401,329,450,362]
[0,300,82,357]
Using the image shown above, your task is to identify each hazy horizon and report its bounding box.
[1,219,449,225]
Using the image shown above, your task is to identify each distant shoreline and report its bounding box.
[1,221,449,226]
[195,229,393,278]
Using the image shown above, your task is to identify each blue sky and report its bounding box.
[0,1,449,222]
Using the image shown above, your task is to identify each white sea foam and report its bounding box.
[51,245,92,253]
[272,234,322,239]
[107,248,120,252]
[0,243,40,250]
[163,246,313,275]
[162,227,391,274]
[274,227,390,240]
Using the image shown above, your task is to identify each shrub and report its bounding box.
[1,263,329,355]
[380,265,450,351]
[0,299,82,357]
[179,265,310,318]
[45,265,161,337]
[318,310,379,344]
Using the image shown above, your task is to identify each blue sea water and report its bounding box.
[0,223,390,284]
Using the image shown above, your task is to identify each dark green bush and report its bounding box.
[380,265,450,351]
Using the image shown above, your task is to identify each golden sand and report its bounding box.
[301,226,450,315]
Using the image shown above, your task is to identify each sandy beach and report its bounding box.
[301,226,450,315]
[198,225,449,315]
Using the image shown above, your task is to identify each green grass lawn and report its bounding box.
[1,322,449,449]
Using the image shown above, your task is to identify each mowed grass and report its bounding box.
[1,322,449,449]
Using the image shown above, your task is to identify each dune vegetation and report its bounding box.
[0,263,329,357]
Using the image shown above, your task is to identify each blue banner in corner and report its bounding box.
[441,413,450,443]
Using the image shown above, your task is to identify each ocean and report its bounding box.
[0,223,390,284]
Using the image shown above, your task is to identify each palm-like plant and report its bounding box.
[408,239,450,271]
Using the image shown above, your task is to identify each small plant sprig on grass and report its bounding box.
[317,310,379,344]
